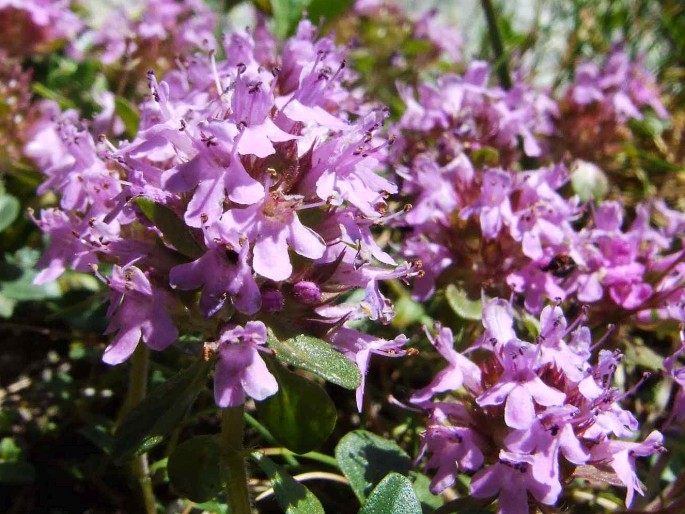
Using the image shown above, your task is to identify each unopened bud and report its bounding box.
[292,281,322,305]
[261,288,284,312]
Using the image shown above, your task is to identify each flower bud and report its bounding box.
[292,281,322,305]
[261,288,284,312]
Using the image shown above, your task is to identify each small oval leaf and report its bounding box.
[252,452,325,514]
[267,332,361,390]
[255,360,336,454]
[0,193,20,233]
[445,285,482,321]
[168,435,221,503]
[335,430,411,501]
[359,473,421,514]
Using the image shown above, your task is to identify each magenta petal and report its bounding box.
[103,325,141,365]
[482,298,516,344]
[497,481,532,514]
[470,464,504,499]
[504,386,536,429]
[226,158,265,205]
[237,126,276,158]
[477,380,516,407]
[528,377,566,407]
[185,178,225,228]
[287,215,326,260]
[241,353,278,401]
[253,224,291,281]
[214,346,251,407]
[141,302,178,351]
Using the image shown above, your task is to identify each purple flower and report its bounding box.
[590,431,664,507]
[470,450,562,514]
[101,265,177,365]
[460,168,514,240]
[169,223,260,316]
[328,327,408,410]
[163,120,266,228]
[420,425,484,493]
[477,338,566,429]
[411,324,482,403]
[505,406,589,486]
[213,321,278,408]
[220,189,326,281]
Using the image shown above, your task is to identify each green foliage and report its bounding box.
[335,430,411,501]
[0,437,36,484]
[252,452,325,514]
[112,359,210,463]
[0,191,20,234]
[114,96,140,138]
[267,331,362,390]
[168,435,222,502]
[268,0,353,38]
[255,360,337,454]
[135,198,204,259]
[358,473,421,514]
[445,285,482,321]
[0,248,61,318]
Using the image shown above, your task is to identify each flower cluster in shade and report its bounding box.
[394,50,684,326]
[0,0,82,57]
[82,0,216,68]
[414,299,664,514]
[557,46,669,162]
[28,19,417,410]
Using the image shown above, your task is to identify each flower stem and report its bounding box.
[128,345,157,514]
[480,0,512,90]
[220,405,252,514]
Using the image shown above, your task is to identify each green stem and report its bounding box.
[480,0,512,90]
[127,346,157,514]
[220,405,252,514]
[259,448,339,468]
[244,412,298,467]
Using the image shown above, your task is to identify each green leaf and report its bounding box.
[255,360,336,454]
[252,452,325,514]
[168,435,222,503]
[305,0,354,26]
[0,193,20,233]
[269,0,353,38]
[0,294,15,318]
[358,473,421,514]
[624,341,665,371]
[270,0,312,38]
[335,430,411,501]
[410,472,443,512]
[114,96,140,138]
[391,295,428,328]
[445,285,482,321]
[267,331,361,389]
[112,359,210,464]
[32,82,77,110]
[0,249,61,303]
[135,198,204,259]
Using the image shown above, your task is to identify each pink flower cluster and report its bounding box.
[29,20,416,409]
[0,0,82,57]
[394,48,683,325]
[415,299,664,513]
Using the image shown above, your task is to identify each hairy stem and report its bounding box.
[128,345,157,514]
[220,405,252,514]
